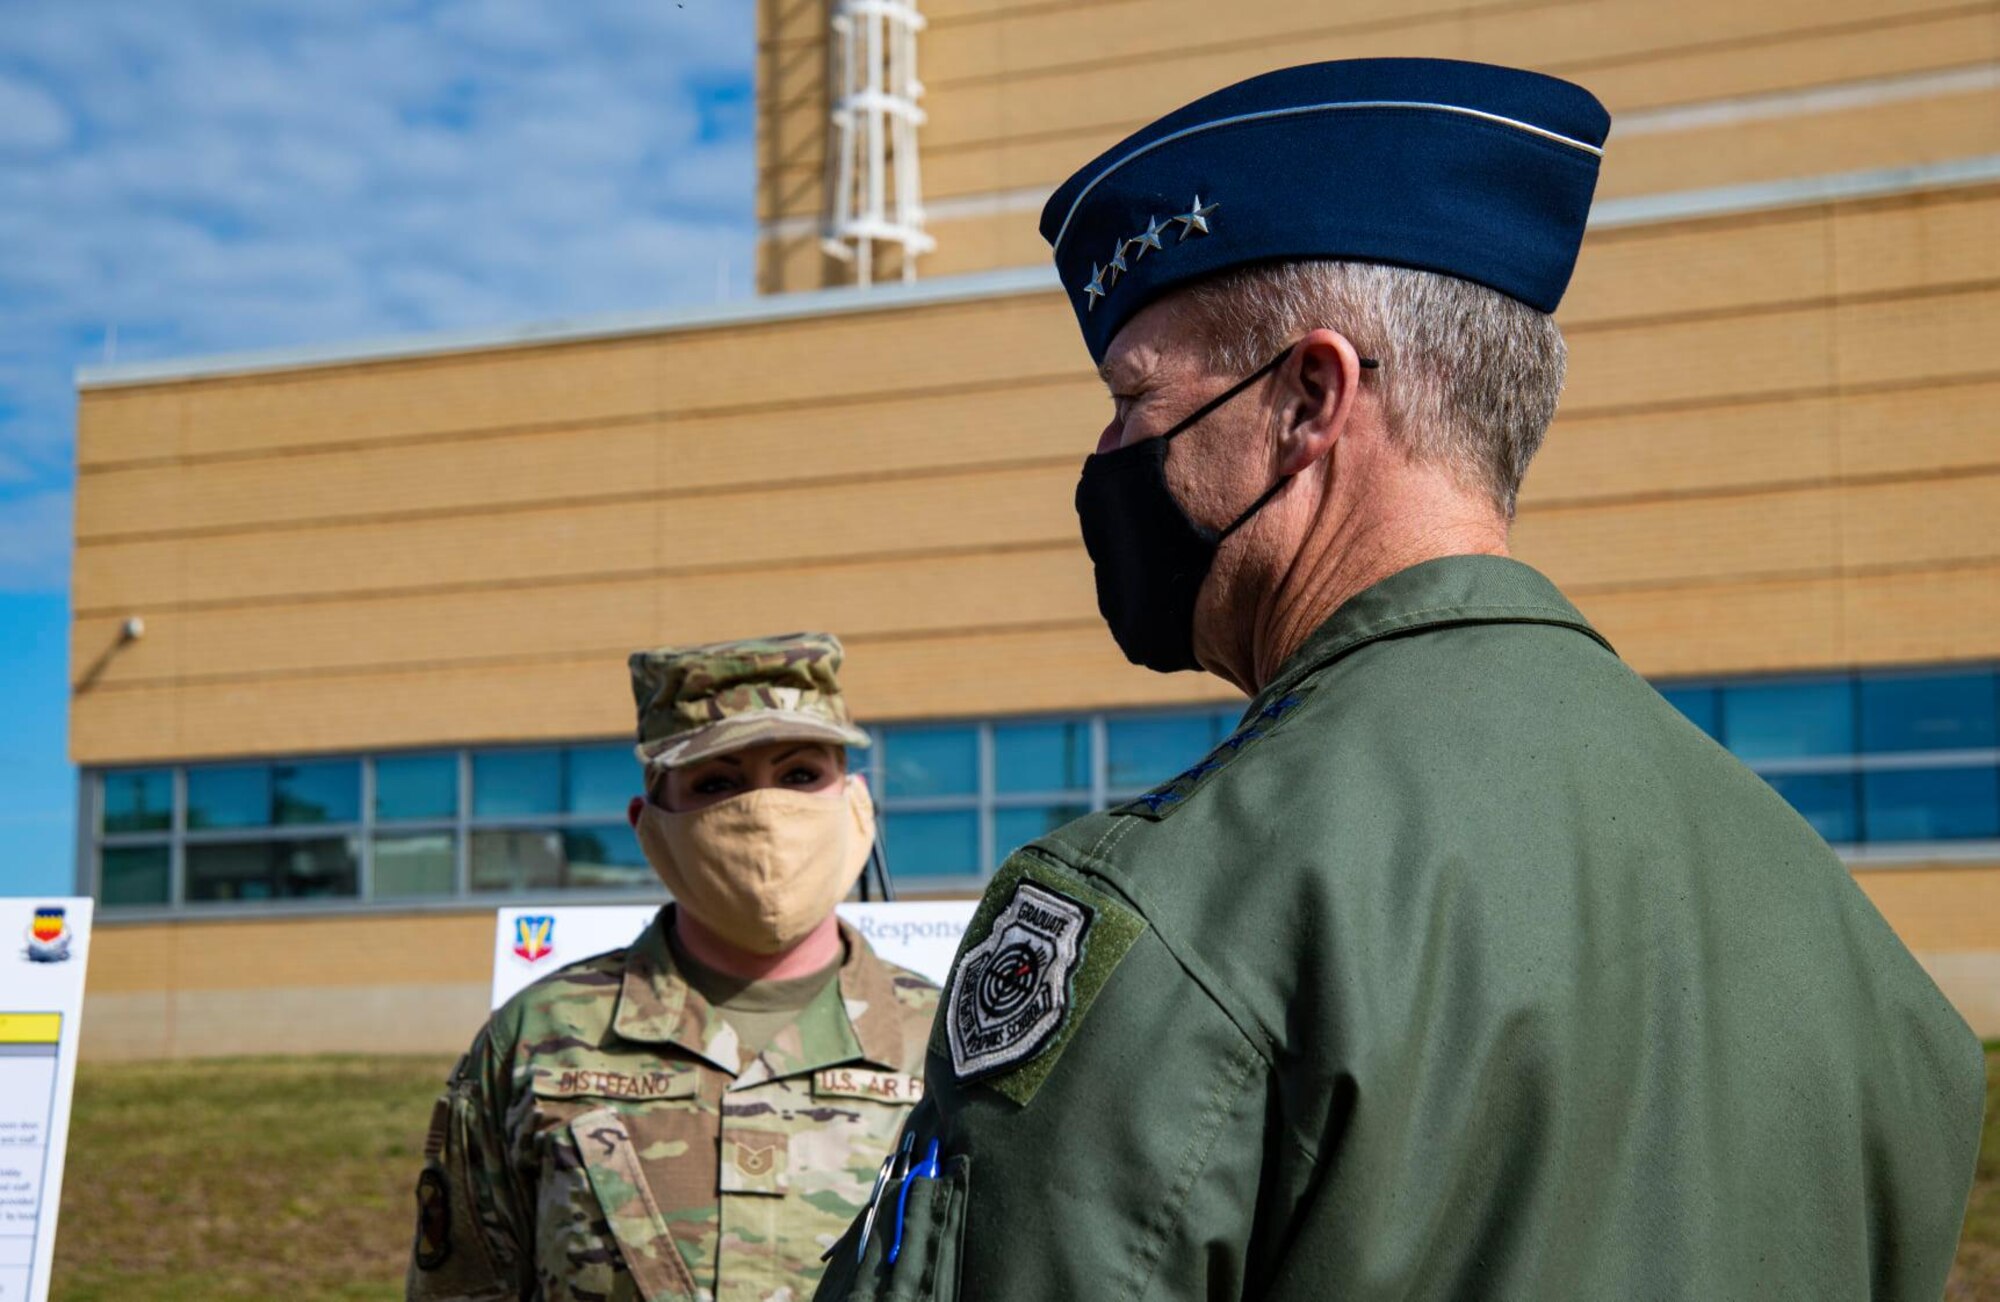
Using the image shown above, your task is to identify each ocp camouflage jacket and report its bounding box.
[408,909,939,1302]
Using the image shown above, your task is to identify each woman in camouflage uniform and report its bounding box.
[407,633,939,1302]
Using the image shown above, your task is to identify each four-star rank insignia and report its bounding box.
[947,881,1092,1081]
[1082,195,1218,311]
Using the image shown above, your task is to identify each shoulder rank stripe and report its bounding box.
[1115,687,1314,820]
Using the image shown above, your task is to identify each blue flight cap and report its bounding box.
[1039,58,1610,363]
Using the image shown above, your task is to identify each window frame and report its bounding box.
[82,666,2000,917]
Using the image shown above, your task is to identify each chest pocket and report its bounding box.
[817,1151,970,1302]
[776,1070,922,1210]
[570,1109,704,1300]
[530,1069,712,1302]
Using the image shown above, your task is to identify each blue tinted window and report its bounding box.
[376,753,458,821]
[567,746,636,815]
[102,769,173,834]
[564,823,653,889]
[994,804,1089,862]
[1859,670,1997,754]
[880,726,978,799]
[993,720,1091,794]
[1659,687,1721,740]
[1723,679,1854,762]
[1862,767,2000,842]
[884,809,980,875]
[1106,712,1226,793]
[185,837,359,901]
[469,828,564,892]
[101,846,170,906]
[373,833,456,898]
[845,731,877,784]
[186,765,271,830]
[474,750,563,817]
[1763,773,1859,845]
[272,760,359,826]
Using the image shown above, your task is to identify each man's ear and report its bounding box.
[1276,328,1364,477]
[627,795,645,828]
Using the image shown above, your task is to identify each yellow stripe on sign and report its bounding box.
[0,1013,62,1044]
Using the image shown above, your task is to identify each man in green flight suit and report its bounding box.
[814,59,1985,1300]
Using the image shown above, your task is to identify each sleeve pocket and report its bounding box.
[816,1154,969,1302]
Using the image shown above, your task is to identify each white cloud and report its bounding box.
[0,491,72,593]
[0,1,761,594]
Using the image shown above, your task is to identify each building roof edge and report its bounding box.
[75,265,1062,390]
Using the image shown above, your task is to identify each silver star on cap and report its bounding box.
[1083,263,1108,310]
[1128,216,1166,259]
[1105,240,1130,284]
[1172,195,1218,240]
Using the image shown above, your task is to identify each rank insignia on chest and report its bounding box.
[948,881,1090,1082]
[938,859,1148,1104]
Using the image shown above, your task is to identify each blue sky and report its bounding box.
[0,1,758,896]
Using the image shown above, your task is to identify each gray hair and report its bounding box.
[1179,261,1567,518]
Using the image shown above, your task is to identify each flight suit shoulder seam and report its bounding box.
[1046,828,1279,1072]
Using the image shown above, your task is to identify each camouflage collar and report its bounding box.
[833,918,908,1072]
[611,909,905,1077]
[1253,555,1613,713]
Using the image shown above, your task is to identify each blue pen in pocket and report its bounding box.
[886,1137,941,1265]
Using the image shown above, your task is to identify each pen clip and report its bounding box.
[886,1138,942,1266]
[846,1130,914,1265]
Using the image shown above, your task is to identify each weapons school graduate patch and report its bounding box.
[940,855,1147,1105]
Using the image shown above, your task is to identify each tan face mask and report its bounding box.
[635,779,876,956]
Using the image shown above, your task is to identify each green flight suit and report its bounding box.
[816,555,1984,1301]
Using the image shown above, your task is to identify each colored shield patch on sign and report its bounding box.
[512,914,555,963]
[26,906,72,963]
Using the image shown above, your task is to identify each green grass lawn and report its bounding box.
[47,1048,2000,1299]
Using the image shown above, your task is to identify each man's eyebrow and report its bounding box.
[1099,357,1140,390]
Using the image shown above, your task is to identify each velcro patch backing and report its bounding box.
[934,853,1147,1106]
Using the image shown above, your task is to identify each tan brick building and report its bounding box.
[70,0,2000,1057]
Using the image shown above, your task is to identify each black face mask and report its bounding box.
[1074,345,1377,673]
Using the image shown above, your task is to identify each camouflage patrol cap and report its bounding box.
[628,632,871,769]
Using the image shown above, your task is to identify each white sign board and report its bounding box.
[0,898,92,1302]
[491,901,977,1009]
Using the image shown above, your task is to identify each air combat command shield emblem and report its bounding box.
[511,914,554,964]
[947,881,1091,1080]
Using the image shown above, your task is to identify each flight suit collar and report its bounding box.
[1254,555,1614,712]
[610,907,905,1079]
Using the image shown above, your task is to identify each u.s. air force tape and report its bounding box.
[940,856,1147,1104]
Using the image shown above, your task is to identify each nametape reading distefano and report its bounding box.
[531,1068,699,1101]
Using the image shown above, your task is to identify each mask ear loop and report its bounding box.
[1157,345,1297,445]
[1204,347,1381,541]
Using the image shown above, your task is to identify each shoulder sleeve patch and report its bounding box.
[934,853,1146,1106]
[1114,684,1315,820]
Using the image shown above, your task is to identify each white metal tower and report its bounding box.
[822,0,934,286]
